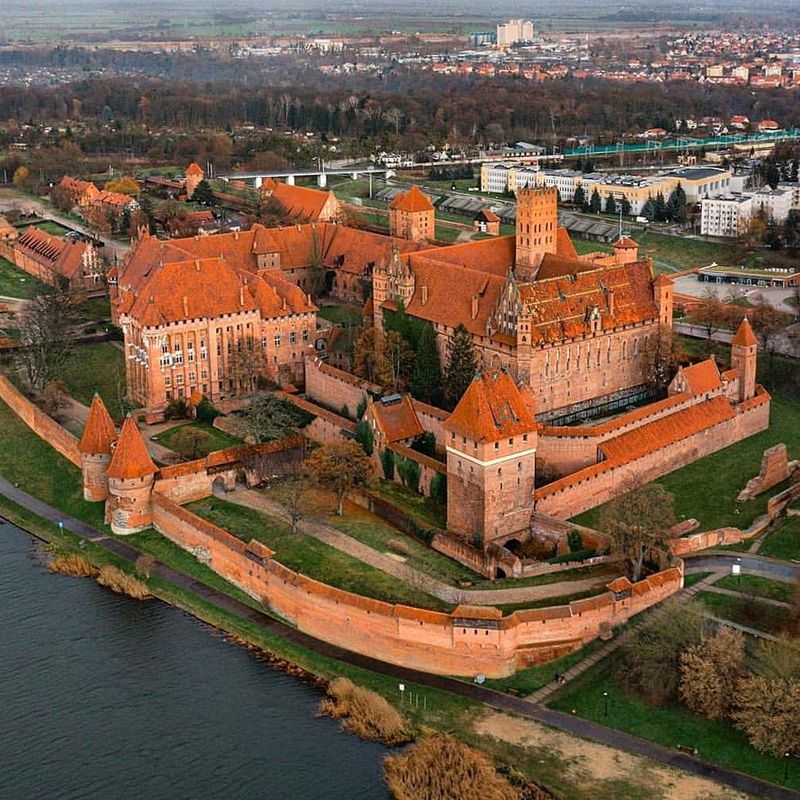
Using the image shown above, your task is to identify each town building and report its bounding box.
[388,185,435,241]
[259,178,340,223]
[184,162,205,199]
[700,194,753,237]
[473,208,501,235]
[496,19,534,47]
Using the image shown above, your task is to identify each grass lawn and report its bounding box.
[372,479,446,530]
[635,232,737,272]
[549,655,800,791]
[574,392,800,532]
[697,592,791,635]
[16,219,72,237]
[317,303,363,327]
[759,515,800,561]
[435,225,464,242]
[156,422,241,459]
[0,256,48,298]
[60,342,127,419]
[716,573,794,603]
[683,571,712,587]
[75,296,112,323]
[188,495,451,611]
[572,238,612,256]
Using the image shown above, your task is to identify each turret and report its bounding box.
[515,187,558,281]
[388,186,435,242]
[731,317,758,402]
[185,162,205,200]
[653,272,674,329]
[105,414,157,535]
[613,236,639,264]
[78,394,117,502]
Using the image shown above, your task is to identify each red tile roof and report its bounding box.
[270,182,338,221]
[613,236,639,249]
[186,162,204,176]
[679,359,721,395]
[371,395,424,443]
[390,185,434,213]
[732,317,758,347]
[106,415,157,479]
[475,208,500,223]
[15,226,90,281]
[78,394,117,454]
[444,368,537,443]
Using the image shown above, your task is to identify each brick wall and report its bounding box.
[387,442,446,498]
[0,373,81,467]
[282,392,356,445]
[151,491,682,678]
[304,356,379,417]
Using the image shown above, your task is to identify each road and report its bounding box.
[1,475,798,800]
[686,551,799,582]
[674,321,799,357]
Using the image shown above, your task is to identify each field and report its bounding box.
[0,256,47,299]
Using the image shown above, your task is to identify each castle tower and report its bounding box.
[653,272,674,328]
[185,162,205,200]
[515,186,558,281]
[78,394,117,502]
[613,236,639,264]
[388,186,435,242]
[443,369,538,549]
[105,414,157,535]
[731,317,758,402]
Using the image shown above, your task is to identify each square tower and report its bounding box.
[515,186,558,281]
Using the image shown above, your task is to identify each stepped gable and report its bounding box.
[15,226,88,280]
[372,395,424,443]
[106,415,157,480]
[679,359,721,395]
[270,182,335,220]
[444,368,537,443]
[518,261,658,345]
[78,394,117,454]
[390,185,434,213]
[732,316,758,347]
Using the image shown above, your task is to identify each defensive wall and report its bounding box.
[536,388,770,519]
[0,373,81,467]
[151,490,683,678]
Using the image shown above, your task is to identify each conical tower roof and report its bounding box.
[732,316,758,348]
[106,414,157,480]
[78,394,117,455]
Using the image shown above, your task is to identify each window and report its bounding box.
[262,336,268,349]
[175,374,184,385]
[302,329,309,342]
[164,376,172,387]
[188,371,196,382]
[290,331,297,345]
[174,350,183,365]
[274,334,282,348]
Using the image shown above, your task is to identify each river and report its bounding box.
[0,521,391,799]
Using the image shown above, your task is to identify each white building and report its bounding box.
[496,19,534,47]
[481,163,513,194]
[750,185,793,222]
[535,169,585,202]
[700,194,753,237]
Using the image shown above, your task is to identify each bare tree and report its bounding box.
[228,335,266,393]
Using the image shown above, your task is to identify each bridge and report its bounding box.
[564,129,800,158]
[216,166,394,190]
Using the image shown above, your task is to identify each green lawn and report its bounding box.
[60,342,127,419]
[715,573,793,603]
[759,515,800,561]
[572,238,612,255]
[549,655,800,791]
[698,592,791,635]
[188,495,451,611]
[16,220,72,237]
[574,392,800,532]
[683,571,712,587]
[435,225,464,243]
[0,256,48,298]
[75,297,112,323]
[635,232,737,272]
[317,304,363,327]
[155,423,241,459]
[373,479,446,530]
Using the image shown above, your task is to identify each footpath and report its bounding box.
[1,477,798,800]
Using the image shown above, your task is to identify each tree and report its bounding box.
[380,330,414,393]
[605,195,617,215]
[39,379,70,418]
[641,197,656,221]
[572,184,586,210]
[410,322,442,405]
[380,447,395,481]
[353,327,382,384]
[443,323,477,410]
[105,176,140,196]
[240,393,312,443]
[653,191,668,222]
[620,599,709,705]
[228,335,266,393]
[354,418,374,456]
[620,197,632,216]
[666,183,687,223]
[275,474,312,533]
[49,184,74,213]
[192,178,217,206]
[687,290,729,353]
[16,281,78,392]
[643,326,680,392]
[679,626,745,719]
[305,441,372,515]
[12,165,29,189]
[599,483,675,582]
[589,187,602,214]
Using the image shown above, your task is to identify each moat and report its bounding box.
[0,521,390,800]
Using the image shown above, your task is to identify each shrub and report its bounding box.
[380,448,395,481]
[397,456,421,494]
[48,553,98,577]
[384,734,517,800]
[96,565,151,600]
[567,529,583,552]
[547,548,598,564]
[195,397,220,424]
[411,431,436,458]
[134,553,157,578]
[356,395,367,420]
[430,472,447,507]
[319,678,411,746]
[355,419,374,456]
[340,403,351,420]
[164,398,187,420]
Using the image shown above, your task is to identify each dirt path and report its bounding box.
[224,487,616,607]
[474,710,752,800]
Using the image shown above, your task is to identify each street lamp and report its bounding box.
[785,752,790,781]
[603,691,609,717]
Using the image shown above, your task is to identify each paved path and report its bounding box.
[224,487,616,607]
[687,552,799,582]
[2,476,798,800]
[526,571,723,705]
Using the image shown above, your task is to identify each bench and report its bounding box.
[676,745,698,755]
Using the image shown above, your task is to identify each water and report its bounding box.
[0,522,391,800]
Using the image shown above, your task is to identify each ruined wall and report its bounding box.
[0,373,81,467]
[151,491,682,678]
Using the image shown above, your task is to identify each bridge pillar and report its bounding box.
[287,174,295,186]
[254,176,263,189]
[317,173,327,188]
[351,171,359,180]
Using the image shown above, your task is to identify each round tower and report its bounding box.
[105,414,157,535]
[78,394,117,502]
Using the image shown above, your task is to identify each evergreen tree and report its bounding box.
[589,188,602,214]
[572,184,586,210]
[791,158,799,183]
[620,197,632,216]
[410,322,442,405]
[654,191,668,222]
[666,183,687,223]
[443,323,478,410]
[642,197,656,221]
[605,195,617,214]
[192,179,217,206]
[354,418,374,456]
[765,161,780,190]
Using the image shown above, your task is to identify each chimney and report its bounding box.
[239,287,245,307]
[421,285,428,305]
[182,296,189,316]
[606,289,615,316]
[194,258,200,269]
[471,295,479,319]
[234,231,239,240]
